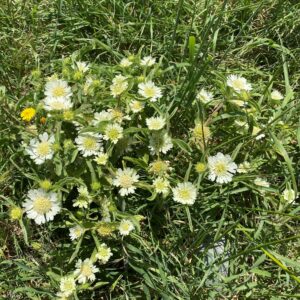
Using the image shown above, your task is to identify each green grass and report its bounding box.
[1,0,300,299]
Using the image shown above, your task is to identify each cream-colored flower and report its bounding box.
[208,152,237,184]
[74,258,99,284]
[75,133,103,157]
[149,160,171,175]
[140,56,156,67]
[95,243,112,264]
[69,225,84,241]
[44,78,72,100]
[43,97,73,111]
[94,152,109,165]
[146,116,166,131]
[254,178,270,188]
[196,89,213,103]
[191,123,211,142]
[73,61,89,73]
[92,110,113,125]
[129,100,144,113]
[271,89,284,100]
[119,219,135,235]
[153,177,169,194]
[73,186,92,208]
[120,58,132,68]
[283,188,296,203]
[138,81,162,102]
[227,75,252,92]
[237,161,251,173]
[149,132,173,154]
[113,168,139,196]
[22,188,60,225]
[172,182,197,205]
[25,132,55,165]
[104,123,123,144]
[59,277,76,297]
[110,75,128,97]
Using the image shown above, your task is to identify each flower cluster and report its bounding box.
[11,53,296,298]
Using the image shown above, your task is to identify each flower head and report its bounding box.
[196,89,213,103]
[237,161,251,174]
[149,132,173,154]
[25,132,55,164]
[94,152,109,165]
[195,162,206,173]
[22,188,60,224]
[73,186,92,208]
[138,81,162,102]
[92,110,113,125]
[254,178,270,188]
[129,100,144,113]
[149,160,171,175]
[20,107,36,122]
[120,58,133,68]
[113,168,139,196]
[74,258,99,284]
[44,97,73,111]
[271,89,284,100]
[146,116,166,131]
[191,123,211,143]
[44,78,72,100]
[110,75,128,97]
[283,188,296,203]
[96,243,112,264]
[59,277,76,298]
[9,206,23,220]
[208,152,237,184]
[172,182,197,205]
[119,219,135,235]
[227,75,252,92]
[153,177,169,194]
[140,56,156,67]
[75,133,103,157]
[69,225,84,241]
[104,123,123,144]
[73,61,89,73]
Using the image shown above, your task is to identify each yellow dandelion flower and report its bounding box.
[20,107,36,122]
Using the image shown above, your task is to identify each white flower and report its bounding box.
[237,161,251,174]
[73,61,89,73]
[119,219,134,236]
[75,133,103,157]
[83,77,93,95]
[283,188,296,203]
[92,110,113,125]
[110,75,128,97]
[59,277,76,297]
[149,132,173,154]
[196,89,213,103]
[94,152,108,165]
[74,258,99,284]
[108,108,131,123]
[44,79,72,100]
[153,177,169,194]
[271,89,284,100]
[172,182,197,205]
[208,152,237,184]
[129,100,144,113]
[227,75,252,92]
[113,168,139,196]
[73,186,92,208]
[25,132,55,165]
[120,58,132,68]
[252,126,265,140]
[104,123,123,144]
[254,178,270,187]
[22,189,60,225]
[69,225,84,241]
[43,97,73,111]
[138,81,162,102]
[140,56,156,67]
[146,116,166,131]
[95,243,112,264]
